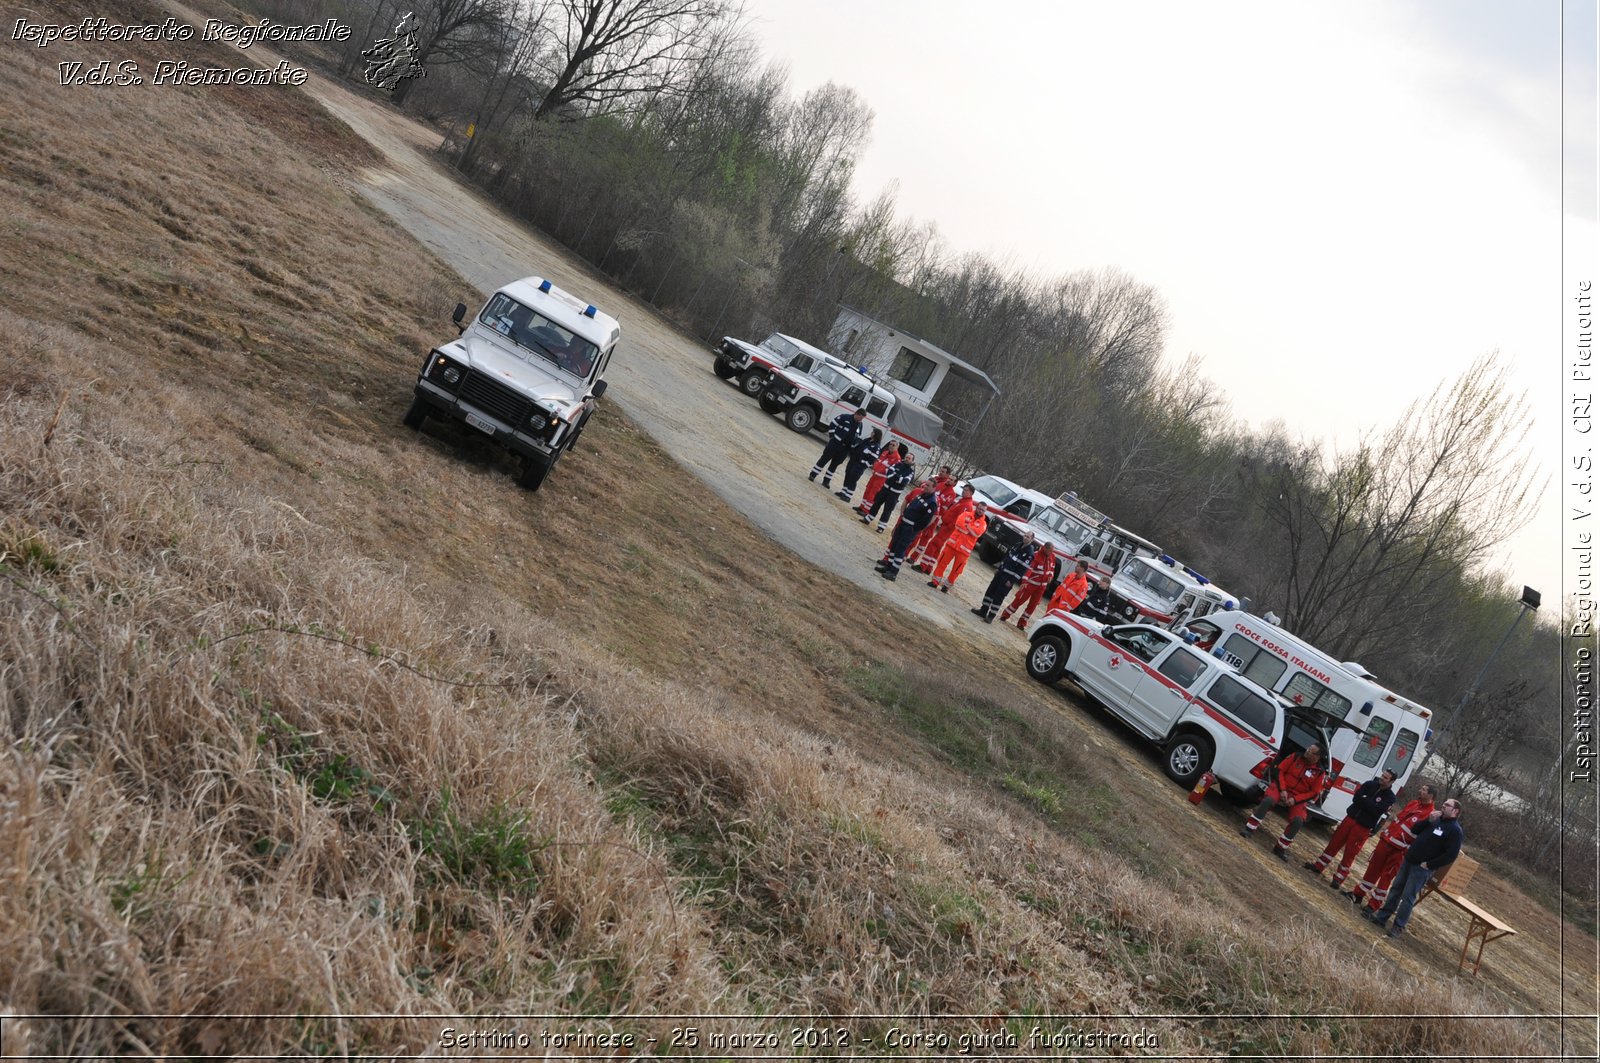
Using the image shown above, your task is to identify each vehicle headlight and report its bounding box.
[527,411,549,432]
[442,365,461,385]
[1123,604,1138,619]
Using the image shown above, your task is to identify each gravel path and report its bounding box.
[290,72,1022,643]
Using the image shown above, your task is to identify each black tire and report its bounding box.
[758,391,784,415]
[712,358,739,380]
[1163,732,1215,788]
[1025,633,1069,684]
[785,403,818,434]
[402,397,427,430]
[518,453,553,491]
[739,368,770,397]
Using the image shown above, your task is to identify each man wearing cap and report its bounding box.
[1367,797,1464,939]
[1305,769,1397,889]
[809,408,867,488]
[974,531,1037,623]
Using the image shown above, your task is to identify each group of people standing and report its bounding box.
[1241,749,1465,941]
[805,410,1107,629]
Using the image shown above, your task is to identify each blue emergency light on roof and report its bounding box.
[1224,599,1236,610]
[1424,728,1434,743]
[1359,701,1374,716]
[538,279,552,293]
[1196,575,1210,586]
[1159,554,1175,566]
[584,305,597,317]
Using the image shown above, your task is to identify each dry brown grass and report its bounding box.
[0,1,1587,1057]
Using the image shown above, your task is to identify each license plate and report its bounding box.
[464,411,497,435]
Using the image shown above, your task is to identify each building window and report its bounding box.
[890,346,936,390]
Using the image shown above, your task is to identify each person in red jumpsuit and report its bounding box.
[1344,784,1437,911]
[1000,541,1059,628]
[857,442,906,515]
[1046,559,1090,615]
[927,503,988,592]
[1239,743,1327,861]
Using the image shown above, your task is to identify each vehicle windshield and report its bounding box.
[763,335,805,363]
[479,293,600,379]
[811,365,855,393]
[969,475,1018,508]
[1122,560,1184,603]
[1036,508,1091,545]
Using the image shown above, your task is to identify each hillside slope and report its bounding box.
[0,1,1590,1058]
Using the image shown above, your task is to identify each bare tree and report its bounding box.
[532,0,742,120]
[1252,353,1543,660]
[389,0,511,104]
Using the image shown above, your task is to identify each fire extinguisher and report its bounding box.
[1188,770,1217,804]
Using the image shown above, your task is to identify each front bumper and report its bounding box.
[413,378,556,459]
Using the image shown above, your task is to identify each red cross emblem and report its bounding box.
[1108,654,1122,669]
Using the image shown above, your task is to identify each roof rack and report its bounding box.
[1053,492,1111,530]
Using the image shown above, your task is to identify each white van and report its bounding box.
[1183,610,1435,821]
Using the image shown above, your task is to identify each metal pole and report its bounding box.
[1413,602,1531,781]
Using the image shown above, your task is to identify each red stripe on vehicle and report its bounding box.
[1201,706,1274,754]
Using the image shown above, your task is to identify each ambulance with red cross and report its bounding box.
[1181,610,1435,822]
[1022,611,1336,799]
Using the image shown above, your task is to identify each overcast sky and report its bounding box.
[748,0,1597,604]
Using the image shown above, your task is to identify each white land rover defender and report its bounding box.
[404,277,619,492]
[758,360,942,464]
[711,332,838,400]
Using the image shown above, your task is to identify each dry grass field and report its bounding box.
[0,1,1592,1058]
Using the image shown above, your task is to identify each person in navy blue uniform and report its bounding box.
[1366,797,1464,939]
[809,409,866,487]
[862,453,916,531]
[1305,769,1397,888]
[876,481,941,580]
[837,428,882,502]
[973,532,1037,622]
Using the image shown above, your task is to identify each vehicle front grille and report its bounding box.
[460,370,534,428]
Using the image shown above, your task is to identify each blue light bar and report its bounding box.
[538,279,553,292]
[583,305,597,317]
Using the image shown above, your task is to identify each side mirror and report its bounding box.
[452,302,467,334]
[590,379,607,399]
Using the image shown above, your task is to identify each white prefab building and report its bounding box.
[827,305,995,407]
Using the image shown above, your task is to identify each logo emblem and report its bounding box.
[1108,654,1122,669]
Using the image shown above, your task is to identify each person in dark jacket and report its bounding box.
[836,428,882,503]
[973,532,1037,622]
[809,409,866,487]
[1074,574,1114,623]
[1366,797,1464,938]
[863,454,916,531]
[1304,769,1397,888]
[875,482,940,580]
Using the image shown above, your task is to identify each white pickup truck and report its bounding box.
[711,331,837,400]
[1023,611,1334,794]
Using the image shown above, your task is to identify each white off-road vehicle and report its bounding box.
[404,277,619,491]
[1106,554,1239,628]
[758,360,942,464]
[711,332,838,400]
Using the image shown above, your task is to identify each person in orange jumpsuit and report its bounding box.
[927,502,988,592]
[1304,768,1396,889]
[856,442,906,515]
[1239,744,1328,860]
[908,470,953,573]
[1345,784,1437,911]
[1000,541,1059,628]
[1046,559,1090,614]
